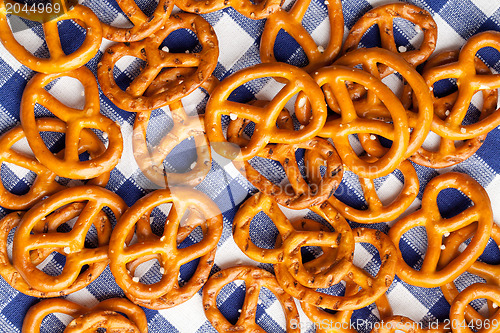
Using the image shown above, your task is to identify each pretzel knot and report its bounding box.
[389,172,493,288]
[205,62,327,160]
[275,226,397,311]
[440,223,500,322]
[327,159,418,223]
[308,64,410,178]
[450,284,500,333]
[422,31,500,141]
[9,186,126,294]
[260,0,343,75]
[22,298,148,333]
[411,50,498,168]
[0,2,101,73]
[133,75,218,188]
[342,3,437,75]
[101,0,173,42]
[202,266,300,333]
[98,13,219,112]
[233,193,354,288]
[175,0,283,19]
[20,67,123,180]
[109,187,223,309]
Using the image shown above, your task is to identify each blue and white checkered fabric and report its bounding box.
[1,0,500,332]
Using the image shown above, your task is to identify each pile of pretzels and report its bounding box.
[0,0,499,332]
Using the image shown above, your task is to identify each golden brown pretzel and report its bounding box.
[98,13,219,112]
[175,0,283,19]
[260,0,343,74]
[342,3,437,75]
[440,223,500,322]
[0,1,102,73]
[326,159,418,223]
[0,118,110,210]
[205,62,327,160]
[233,192,354,288]
[133,75,218,187]
[422,31,500,141]
[309,64,410,178]
[229,104,343,209]
[108,187,222,309]
[370,316,450,333]
[22,298,148,333]
[275,227,396,311]
[11,186,126,293]
[20,67,123,180]
[449,284,500,333]
[100,0,173,42]
[388,172,493,288]
[411,50,498,168]
[202,266,300,333]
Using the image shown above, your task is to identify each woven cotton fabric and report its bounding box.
[0,0,500,332]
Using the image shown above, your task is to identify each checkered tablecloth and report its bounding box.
[0,0,500,332]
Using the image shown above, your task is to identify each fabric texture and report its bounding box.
[0,0,500,332]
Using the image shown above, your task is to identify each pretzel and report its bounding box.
[133,75,218,187]
[342,3,437,76]
[260,0,343,75]
[422,31,500,141]
[202,266,300,332]
[108,187,222,309]
[11,186,126,293]
[388,172,493,288]
[0,1,102,73]
[326,159,418,223]
[100,0,173,42]
[20,67,123,180]
[233,192,354,288]
[440,223,500,322]
[449,283,500,333]
[175,0,283,19]
[205,62,327,160]
[370,316,450,333]
[410,51,497,168]
[306,64,410,179]
[229,104,343,209]
[22,298,147,333]
[98,13,219,112]
[275,227,396,311]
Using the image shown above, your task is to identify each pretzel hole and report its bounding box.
[272,29,309,68]
[56,19,87,56]
[249,211,280,250]
[358,24,381,49]
[0,161,36,195]
[42,76,86,110]
[161,28,202,54]
[162,138,200,174]
[217,280,247,325]
[40,312,75,333]
[6,16,50,57]
[393,18,422,51]
[127,258,163,285]
[353,242,382,278]
[148,203,173,237]
[431,78,458,99]
[460,91,484,126]
[34,251,66,277]
[475,47,500,72]
[113,56,147,92]
[399,226,428,270]
[436,188,472,219]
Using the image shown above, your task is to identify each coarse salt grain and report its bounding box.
[440,245,446,250]
[370,135,376,140]
[63,247,71,254]
[398,46,407,52]
[162,46,169,52]
[445,110,450,116]
[461,128,466,133]
[160,267,165,274]
[160,236,166,242]
[317,45,325,53]
[229,113,238,120]
[444,232,450,237]
[132,277,140,282]
[190,162,197,169]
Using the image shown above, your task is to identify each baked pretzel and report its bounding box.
[11,186,126,293]
[342,3,437,76]
[0,118,110,210]
[233,192,354,288]
[411,51,497,168]
[309,64,410,178]
[0,1,101,73]
[175,0,283,19]
[440,223,500,322]
[370,316,450,333]
[108,187,222,309]
[327,159,418,223]
[388,172,493,288]
[22,298,147,333]
[333,48,434,160]
[449,283,500,333]
[260,0,343,75]
[275,227,396,311]
[422,31,500,141]
[229,104,343,209]
[205,62,327,160]
[20,67,123,180]
[98,13,219,112]
[202,266,300,332]
[100,0,173,42]
[133,75,218,187]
